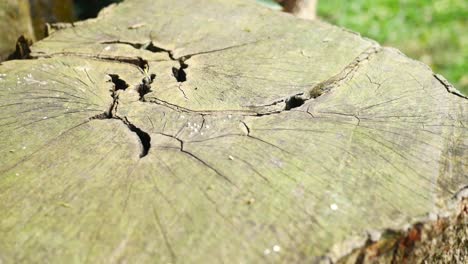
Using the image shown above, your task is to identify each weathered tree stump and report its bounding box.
[0,0,466,263]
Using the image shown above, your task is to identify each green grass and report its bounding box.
[317,0,468,94]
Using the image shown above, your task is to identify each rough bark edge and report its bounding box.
[326,187,468,264]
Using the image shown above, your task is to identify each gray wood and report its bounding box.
[0,0,466,263]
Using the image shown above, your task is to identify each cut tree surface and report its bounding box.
[0,0,467,263]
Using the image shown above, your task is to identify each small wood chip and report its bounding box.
[128,23,146,29]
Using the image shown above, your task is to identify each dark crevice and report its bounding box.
[90,74,151,158]
[100,40,175,65]
[200,115,206,132]
[101,44,156,101]
[108,74,129,91]
[89,112,110,120]
[138,73,156,101]
[101,40,168,54]
[33,51,149,71]
[100,40,191,83]
[284,94,306,110]
[172,60,188,82]
[131,57,148,71]
[145,44,380,115]
[254,110,282,116]
[7,36,32,60]
[309,45,381,99]
[106,94,118,118]
[119,116,151,158]
[246,92,307,112]
[281,45,382,107]
[105,74,129,117]
[240,121,251,135]
[167,51,177,61]
[91,114,151,158]
[103,39,257,61]
[145,42,170,53]
[434,74,468,99]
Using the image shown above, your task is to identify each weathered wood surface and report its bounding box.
[0,0,466,263]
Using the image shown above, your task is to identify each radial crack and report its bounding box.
[177,84,188,99]
[89,74,151,158]
[175,40,263,59]
[240,121,250,135]
[155,132,235,185]
[434,74,468,99]
[89,114,152,158]
[100,40,176,63]
[99,40,267,84]
[307,45,381,99]
[279,45,382,111]
[104,40,190,83]
[31,51,149,71]
[101,40,168,54]
[106,74,129,118]
[118,116,151,158]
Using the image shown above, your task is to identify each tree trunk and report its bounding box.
[0,0,466,263]
[29,0,74,39]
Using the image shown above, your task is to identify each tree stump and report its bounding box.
[0,0,466,263]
